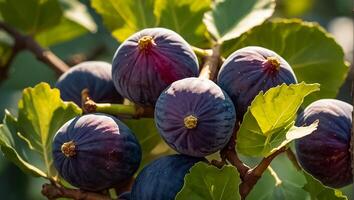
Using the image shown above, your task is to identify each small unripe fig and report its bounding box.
[155,77,236,157]
[52,114,141,191]
[217,46,297,120]
[295,99,353,188]
[112,28,199,106]
[56,61,122,106]
[131,154,203,200]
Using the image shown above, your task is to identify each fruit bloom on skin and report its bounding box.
[217,46,297,120]
[52,113,141,191]
[112,27,199,106]
[295,99,353,188]
[131,154,203,200]
[155,77,236,157]
[56,61,122,106]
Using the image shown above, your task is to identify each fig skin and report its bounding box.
[131,154,203,200]
[52,114,142,191]
[217,46,297,120]
[295,99,353,188]
[56,61,122,106]
[155,77,236,157]
[112,27,199,106]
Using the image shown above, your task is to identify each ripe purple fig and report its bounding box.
[131,154,204,200]
[112,28,199,106]
[155,77,236,157]
[52,114,141,191]
[56,61,122,106]
[295,99,353,188]
[217,46,297,120]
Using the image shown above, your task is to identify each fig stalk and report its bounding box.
[198,44,221,81]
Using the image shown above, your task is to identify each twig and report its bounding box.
[41,183,114,200]
[0,22,69,77]
[198,44,221,81]
[239,147,287,199]
[0,40,24,83]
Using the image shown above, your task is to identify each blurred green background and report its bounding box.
[0,0,352,199]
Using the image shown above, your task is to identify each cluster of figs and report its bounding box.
[53,28,353,199]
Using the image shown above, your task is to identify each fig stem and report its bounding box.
[81,89,154,118]
[191,46,212,57]
[198,44,221,81]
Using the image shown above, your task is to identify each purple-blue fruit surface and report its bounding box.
[217,46,297,120]
[52,113,141,191]
[56,61,122,106]
[112,28,199,106]
[295,99,352,188]
[155,77,236,157]
[131,154,203,200]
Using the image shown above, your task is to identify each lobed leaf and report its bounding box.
[176,162,240,200]
[0,0,62,34]
[92,0,211,46]
[203,0,275,42]
[0,83,82,178]
[91,0,157,42]
[237,83,320,157]
[35,0,97,47]
[303,172,348,200]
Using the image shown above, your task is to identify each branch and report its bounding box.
[198,44,221,81]
[0,22,69,77]
[0,40,23,83]
[42,183,114,200]
[239,147,287,199]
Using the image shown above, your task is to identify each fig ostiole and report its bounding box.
[217,46,297,120]
[52,113,142,191]
[155,77,236,157]
[112,27,199,106]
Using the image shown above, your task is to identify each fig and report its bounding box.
[56,61,122,106]
[112,28,199,106]
[52,114,141,191]
[295,99,353,188]
[155,77,236,157]
[131,154,203,200]
[217,46,297,120]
